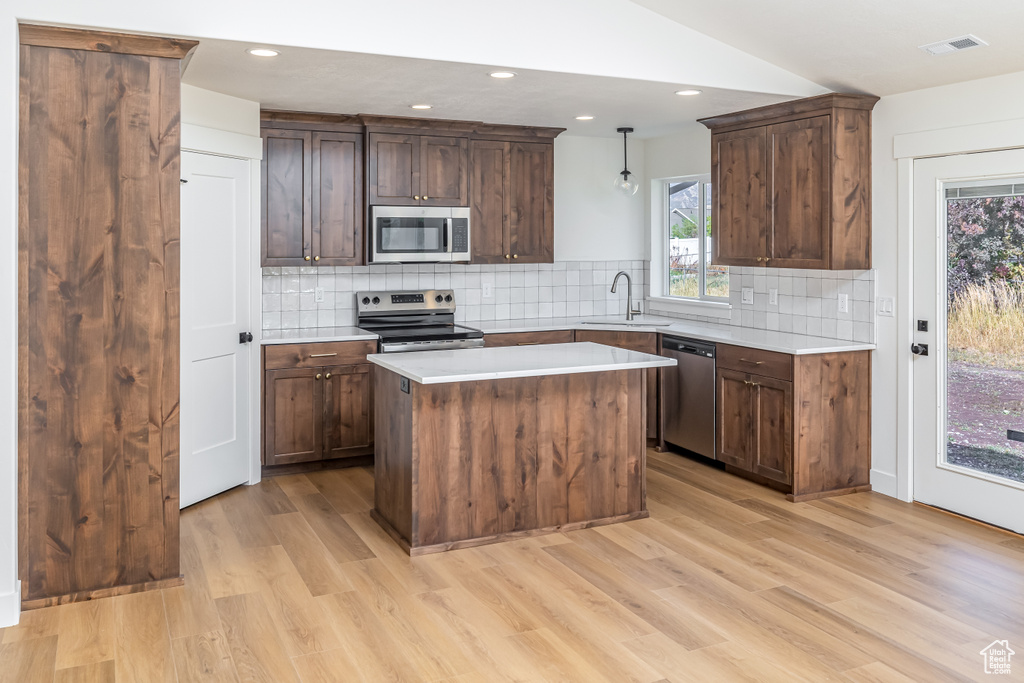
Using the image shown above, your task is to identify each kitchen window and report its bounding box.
[665,177,729,301]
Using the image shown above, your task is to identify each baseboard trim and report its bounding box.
[870,468,900,499]
[0,581,21,627]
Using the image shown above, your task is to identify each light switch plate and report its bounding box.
[741,287,754,305]
[877,297,895,317]
[314,287,325,303]
[769,288,778,306]
[482,282,493,299]
[838,293,849,314]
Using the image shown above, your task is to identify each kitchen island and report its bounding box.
[367,342,677,555]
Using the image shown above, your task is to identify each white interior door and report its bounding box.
[180,151,253,508]
[913,150,1024,533]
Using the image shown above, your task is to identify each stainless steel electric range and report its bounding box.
[355,289,484,354]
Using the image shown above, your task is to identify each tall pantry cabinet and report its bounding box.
[18,25,197,608]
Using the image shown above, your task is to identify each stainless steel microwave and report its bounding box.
[369,206,471,263]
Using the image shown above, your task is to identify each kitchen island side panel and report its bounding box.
[373,369,414,543]
[375,367,647,552]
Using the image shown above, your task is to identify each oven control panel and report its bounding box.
[356,289,457,316]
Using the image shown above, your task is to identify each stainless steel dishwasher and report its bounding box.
[661,336,716,460]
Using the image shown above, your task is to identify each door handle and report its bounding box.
[911,343,929,356]
[239,332,253,344]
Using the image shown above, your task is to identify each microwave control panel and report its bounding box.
[451,218,469,253]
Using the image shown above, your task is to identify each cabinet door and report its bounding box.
[312,132,364,266]
[752,376,793,484]
[323,364,374,460]
[716,368,753,470]
[262,129,312,266]
[265,367,323,466]
[470,140,511,264]
[420,136,469,206]
[574,330,658,438]
[509,142,554,263]
[768,116,830,269]
[712,128,767,267]
[368,133,419,206]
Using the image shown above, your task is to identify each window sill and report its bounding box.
[646,296,732,320]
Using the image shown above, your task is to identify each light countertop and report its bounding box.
[261,315,876,355]
[367,342,677,384]
[261,327,379,345]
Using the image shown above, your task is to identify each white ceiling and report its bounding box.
[183,38,800,139]
[631,0,1024,96]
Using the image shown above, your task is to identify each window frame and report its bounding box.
[663,176,729,305]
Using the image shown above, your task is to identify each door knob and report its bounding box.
[911,343,929,356]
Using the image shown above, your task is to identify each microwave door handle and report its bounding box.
[444,218,452,253]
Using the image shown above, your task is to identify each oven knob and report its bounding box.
[444,294,453,302]
[435,294,444,303]
[372,296,380,305]
[361,297,370,305]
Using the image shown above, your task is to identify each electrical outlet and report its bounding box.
[838,293,849,314]
[769,288,778,306]
[314,287,325,303]
[741,287,754,305]
[482,282,493,299]
[877,297,894,317]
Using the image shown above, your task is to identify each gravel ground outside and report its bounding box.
[946,360,1024,484]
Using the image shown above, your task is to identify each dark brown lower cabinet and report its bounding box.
[573,330,658,439]
[715,368,792,485]
[715,344,870,502]
[263,343,374,468]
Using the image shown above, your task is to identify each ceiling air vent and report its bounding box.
[919,34,988,56]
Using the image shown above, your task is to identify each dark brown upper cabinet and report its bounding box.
[262,124,364,267]
[470,139,554,264]
[367,133,469,207]
[700,93,878,270]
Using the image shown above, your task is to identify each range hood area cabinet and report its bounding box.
[699,93,879,270]
[260,112,562,267]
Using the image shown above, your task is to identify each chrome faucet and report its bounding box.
[611,271,643,321]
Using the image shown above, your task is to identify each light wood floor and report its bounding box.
[3,450,1024,682]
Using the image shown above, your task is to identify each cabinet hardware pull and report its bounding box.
[314,255,320,261]
[739,358,764,365]
[325,373,332,379]
[414,195,420,200]
[423,196,429,200]
[304,255,311,261]
[505,254,510,259]
[315,373,323,380]
[744,380,761,387]
[513,254,518,259]
[517,342,541,346]
[309,352,338,358]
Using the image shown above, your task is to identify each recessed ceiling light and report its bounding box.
[410,104,432,110]
[489,71,517,79]
[247,48,280,58]
[575,115,595,121]
[675,89,702,96]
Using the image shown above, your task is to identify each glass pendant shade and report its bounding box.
[614,127,639,197]
[613,171,640,196]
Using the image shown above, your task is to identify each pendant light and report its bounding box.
[613,127,640,196]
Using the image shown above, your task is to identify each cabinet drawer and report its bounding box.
[264,340,376,370]
[484,330,575,347]
[717,343,792,382]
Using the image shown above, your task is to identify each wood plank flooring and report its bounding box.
[3,449,1023,682]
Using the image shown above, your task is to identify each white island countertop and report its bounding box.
[367,342,677,385]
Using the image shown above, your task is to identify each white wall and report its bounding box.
[554,135,646,261]
[870,69,1024,499]
[181,84,260,136]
